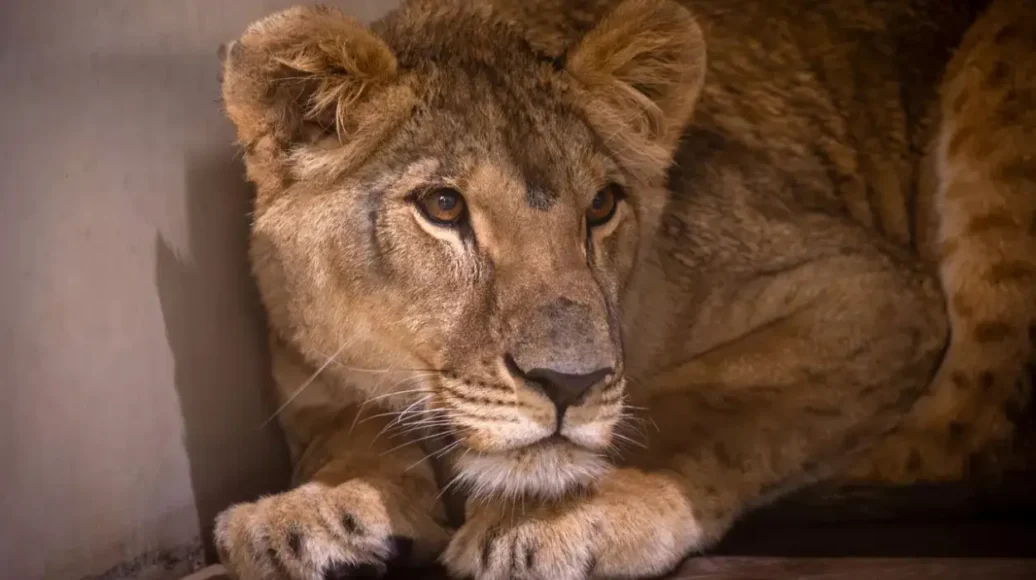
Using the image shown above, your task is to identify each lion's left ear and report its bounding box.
[565,0,706,176]
[219,6,408,195]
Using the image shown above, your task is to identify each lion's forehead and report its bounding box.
[376,80,616,212]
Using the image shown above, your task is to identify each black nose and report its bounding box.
[506,355,612,411]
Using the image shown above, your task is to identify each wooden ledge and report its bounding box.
[672,557,1036,579]
[183,559,1036,580]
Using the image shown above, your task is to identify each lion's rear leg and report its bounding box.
[844,0,1036,483]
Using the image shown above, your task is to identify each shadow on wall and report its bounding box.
[155,149,291,561]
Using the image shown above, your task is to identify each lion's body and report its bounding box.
[616,0,1036,483]
[214,1,1035,578]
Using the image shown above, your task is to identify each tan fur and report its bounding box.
[213,1,1035,578]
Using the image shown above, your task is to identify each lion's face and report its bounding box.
[222,1,704,498]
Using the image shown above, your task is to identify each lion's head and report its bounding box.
[220,0,704,499]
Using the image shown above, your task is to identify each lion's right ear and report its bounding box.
[565,0,705,180]
[220,6,404,190]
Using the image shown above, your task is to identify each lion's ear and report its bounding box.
[566,0,706,176]
[220,6,404,189]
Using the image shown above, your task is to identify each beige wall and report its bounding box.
[0,2,399,579]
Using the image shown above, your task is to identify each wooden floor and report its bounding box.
[187,557,1036,580]
[672,558,1036,579]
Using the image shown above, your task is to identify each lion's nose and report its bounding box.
[506,354,612,412]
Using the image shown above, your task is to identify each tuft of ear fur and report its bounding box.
[220,6,408,192]
[566,0,706,177]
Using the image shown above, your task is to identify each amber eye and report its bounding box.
[417,188,467,226]
[586,183,623,227]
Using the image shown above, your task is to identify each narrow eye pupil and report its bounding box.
[592,193,607,210]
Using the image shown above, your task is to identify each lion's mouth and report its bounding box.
[439,428,593,463]
[449,435,613,500]
[535,432,579,448]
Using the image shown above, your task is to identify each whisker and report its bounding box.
[349,375,436,436]
[393,426,472,446]
[261,327,427,430]
[361,406,446,423]
[258,341,348,429]
[373,415,470,447]
[608,409,654,456]
[371,395,433,444]
[390,415,472,436]
[391,394,434,424]
[610,430,648,450]
[379,430,450,457]
[617,414,652,437]
[618,392,660,433]
[404,439,463,473]
[312,351,446,376]
[371,407,466,430]
[390,424,455,440]
[359,386,435,409]
[433,470,465,504]
[393,419,460,433]
[432,438,464,459]
[335,363,446,374]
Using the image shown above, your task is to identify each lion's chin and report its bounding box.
[452,438,613,500]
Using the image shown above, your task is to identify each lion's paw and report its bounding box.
[441,502,600,580]
[214,480,442,580]
[441,469,706,580]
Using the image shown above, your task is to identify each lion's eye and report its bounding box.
[417,188,467,226]
[586,183,623,227]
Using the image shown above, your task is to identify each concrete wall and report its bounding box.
[0,2,399,578]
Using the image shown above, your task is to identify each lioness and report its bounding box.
[213,0,1035,578]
